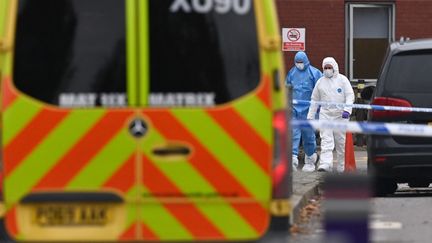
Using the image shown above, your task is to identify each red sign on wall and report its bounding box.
[282,28,305,51]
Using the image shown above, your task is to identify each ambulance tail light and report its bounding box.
[0,170,3,201]
[272,110,289,198]
[0,171,3,218]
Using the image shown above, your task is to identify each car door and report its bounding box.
[3,0,142,241]
[135,0,273,241]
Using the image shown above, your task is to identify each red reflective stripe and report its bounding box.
[207,108,271,173]
[2,77,18,110]
[142,154,225,239]
[4,109,69,176]
[256,76,271,108]
[142,223,159,240]
[103,153,136,193]
[119,223,136,241]
[34,112,130,189]
[232,203,268,234]
[144,111,268,235]
[5,207,18,237]
[144,111,253,198]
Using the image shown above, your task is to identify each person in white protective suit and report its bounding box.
[307,57,354,172]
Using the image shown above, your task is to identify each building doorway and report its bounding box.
[346,4,395,83]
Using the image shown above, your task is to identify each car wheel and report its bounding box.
[373,178,397,197]
[408,181,430,188]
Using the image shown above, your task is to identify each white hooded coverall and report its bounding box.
[307,57,355,172]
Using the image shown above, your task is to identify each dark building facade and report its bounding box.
[276,0,432,83]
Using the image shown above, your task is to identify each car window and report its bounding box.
[148,0,260,107]
[13,0,127,107]
[384,50,432,93]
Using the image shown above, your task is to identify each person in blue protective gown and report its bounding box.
[286,51,322,172]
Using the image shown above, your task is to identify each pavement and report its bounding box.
[291,170,324,224]
[291,146,368,224]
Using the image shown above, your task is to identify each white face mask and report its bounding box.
[295,63,305,70]
[324,69,334,78]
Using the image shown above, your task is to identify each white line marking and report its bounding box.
[370,220,403,230]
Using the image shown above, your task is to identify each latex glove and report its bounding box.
[342,111,350,119]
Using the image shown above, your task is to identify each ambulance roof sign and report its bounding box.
[282,28,305,52]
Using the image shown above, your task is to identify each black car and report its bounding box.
[364,38,432,196]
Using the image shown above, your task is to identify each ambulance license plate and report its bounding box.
[33,204,110,226]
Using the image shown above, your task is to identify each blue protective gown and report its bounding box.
[285,51,322,156]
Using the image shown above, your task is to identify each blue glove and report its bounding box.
[342,111,350,119]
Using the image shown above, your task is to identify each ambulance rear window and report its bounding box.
[13,0,260,108]
[13,0,127,107]
[148,0,260,106]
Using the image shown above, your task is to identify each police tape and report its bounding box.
[292,119,432,137]
[293,99,432,113]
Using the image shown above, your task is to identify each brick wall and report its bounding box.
[276,0,346,75]
[396,1,432,39]
[276,0,432,78]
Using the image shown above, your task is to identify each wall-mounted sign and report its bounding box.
[282,28,305,51]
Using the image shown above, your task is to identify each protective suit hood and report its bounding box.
[286,51,322,118]
[322,57,339,78]
[294,51,310,70]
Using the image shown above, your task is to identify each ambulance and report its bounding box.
[0,0,291,241]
